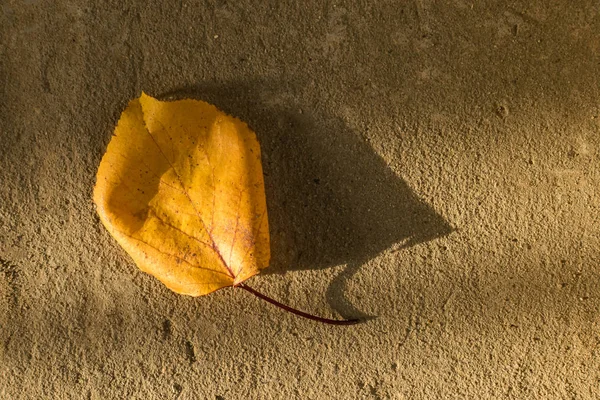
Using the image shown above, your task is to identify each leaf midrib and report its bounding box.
[140,107,236,280]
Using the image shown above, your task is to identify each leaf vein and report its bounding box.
[139,111,235,278]
[113,228,233,279]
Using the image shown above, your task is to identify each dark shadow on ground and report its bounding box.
[160,80,453,318]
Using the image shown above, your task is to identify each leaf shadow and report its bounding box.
[160,80,453,319]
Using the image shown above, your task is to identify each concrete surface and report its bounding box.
[1,0,599,399]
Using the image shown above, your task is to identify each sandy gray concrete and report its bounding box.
[1,0,599,399]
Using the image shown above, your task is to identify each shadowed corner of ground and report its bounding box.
[160,80,454,320]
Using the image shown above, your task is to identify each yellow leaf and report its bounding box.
[94,92,359,325]
[93,92,270,296]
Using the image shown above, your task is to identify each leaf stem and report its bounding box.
[237,283,361,326]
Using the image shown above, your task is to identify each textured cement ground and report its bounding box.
[1,1,599,399]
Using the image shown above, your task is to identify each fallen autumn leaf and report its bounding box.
[93,92,359,325]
